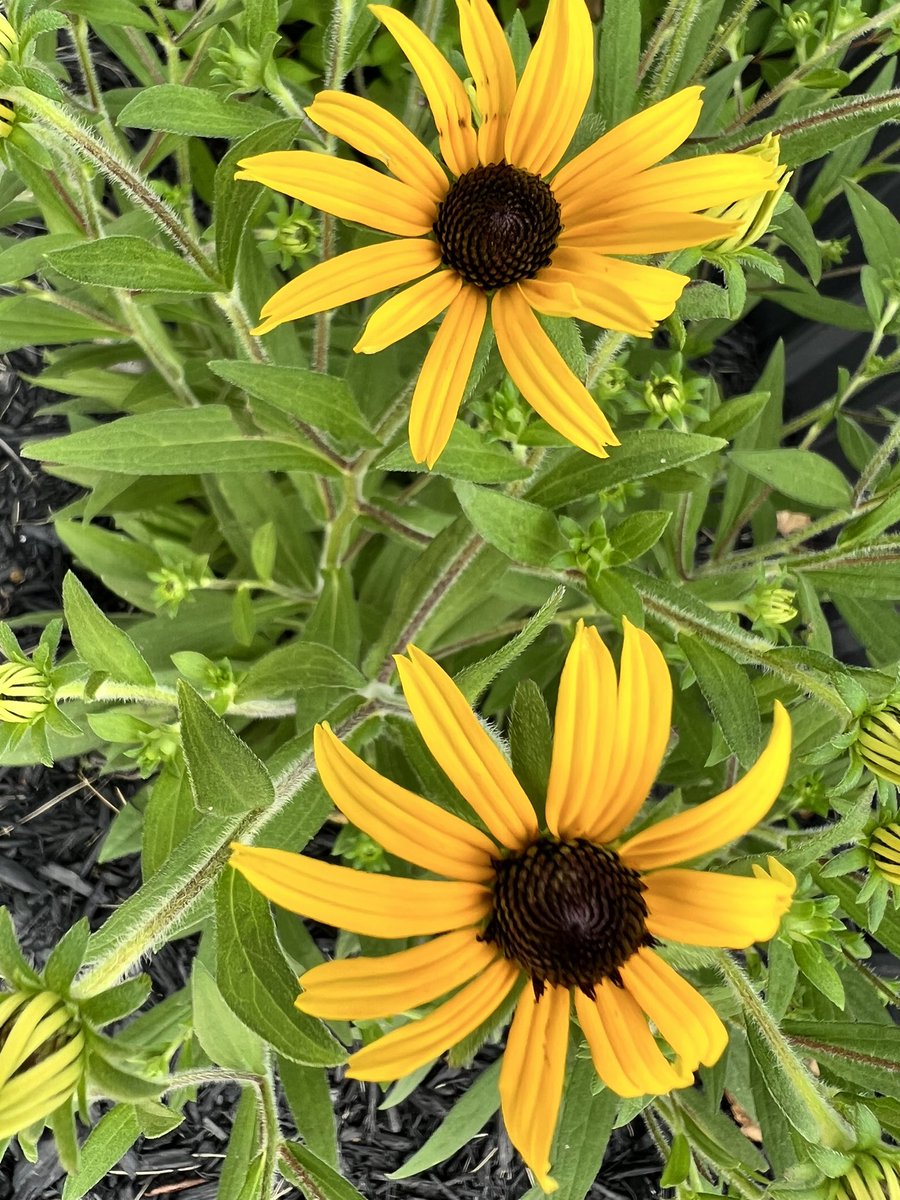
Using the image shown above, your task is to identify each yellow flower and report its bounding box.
[705,134,792,253]
[236,0,779,467]
[0,11,15,139]
[231,619,793,1192]
[0,990,85,1140]
[0,661,50,724]
[857,706,900,787]
[869,823,900,887]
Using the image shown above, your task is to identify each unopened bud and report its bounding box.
[0,990,85,1140]
[868,824,900,887]
[0,662,51,724]
[857,706,900,787]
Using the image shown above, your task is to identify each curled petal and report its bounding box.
[644,869,794,947]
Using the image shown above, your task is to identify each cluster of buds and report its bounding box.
[0,990,85,1140]
[0,11,15,140]
[209,31,271,97]
[472,376,531,443]
[706,135,792,254]
[620,354,710,431]
[148,554,211,617]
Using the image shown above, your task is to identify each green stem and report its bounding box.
[854,402,900,505]
[644,0,703,104]
[585,330,630,390]
[53,678,298,720]
[692,0,759,79]
[716,951,855,1150]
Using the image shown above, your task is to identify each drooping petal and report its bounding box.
[252,238,441,335]
[371,4,478,177]
[457,0,517,166]
[545,621,618,840]
[504,0,594,178]
[235,151,437,236]
[229,844,491,937]
[597,155,779,218]
[295,929,497,1020]
[313,722,496,882]
[519,273,654,339]
[355,270,462,355]
[408,283,487,467]
[499,985,570,1193]
[306,90,449,203]
[557,211,743,254]
[551,87,705,213]
[537,247,690,333]
[620,948,728,1069]
[394,645,538,850]
[586,620,673,844]
[618,702,791,870]
[346,957,519,1081]
[644,869,794,947]
[577,983,694,1097]
[492,285,618,458]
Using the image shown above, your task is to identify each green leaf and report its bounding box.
[378,421,530,483]
[24,407,342,476]
[79,976,151,1027]
[526,432,726,509]
[679,636,761,767]
[598,0,639,126]
[845,179,900,269]
[62,1105,141,1200]
[0,295,121,353]
[678,281,731,321]
[610,510,671,563]
[217,1088,265,1200]
[744,1020,826,1144]
[178,681,274,817]
[215,870,345,1066]
[118,86,272,138]
[389,1059,501,1179]
[799,545,900,600]
[781,1021,900,1101]
[208,359,378,448]
[454,587,565,704]
[63,572,155,686]
[46,237,218,293]
[454,481,564,566]
[586,570,644,626]
[281,1142,367,1200]
[696,392,770,441]
[730,449,851,509]
[774,198,822,283]
[235,640,365,702]
[43,919,90,994]
[142,769,196,881]
[660,1133,692,1187]
[0,907,41,989]
[791,941,845,1009]
[63,0,156,29]
[278,1059,339,1170]
[191,958,266,1074]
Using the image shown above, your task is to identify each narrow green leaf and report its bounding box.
[378,422,530,483]
[598,0,639,126]
[610,510,671,563]
[47,237,218,293]
[191,958,266,1074]
[118,86,271,137]
[179,681,274,816]
[781,1021,900,1101]
[63,572,155,686]
[774,198,822,283]
[62,1106,141,1200]
[679,636,761,767]
[845,179,900,269]
[730,449,851,509]
[454,588,565,704]
[0,907,41,989]
[235,640,365,702]
[696,392,770,441]
[744,1021,825,1144]
[281,1142,367,1200]
[279,1059,339,1170]
[217,1089,265,1200]
[43,919,90,994]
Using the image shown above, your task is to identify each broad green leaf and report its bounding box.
[454,481,565,566]
[389,1060,501,1179]
[24,407,342,476]
[191,958,266,1074]
[235,640,365,702]
[527,431,726,509]
[142,768,196,880]
[378,421,530,483]
[118,86,272,137]
[178,681,274,816]
[610,510,671,563]
[697,392,770,441]
[791,941,844,1009]
[598,0,640,125]
[62,1106,141,1200]
[47,237,218,293]
[744,1020,826,1144]
[0,232,81,286]
[845,179,900,268]
[208,359,379,448]
[730,449,851,509]
[79,976,151,1027]
[587,570,643,626]
[215,871,345,1066]
[0,295,120,352]
[63,0,156,29]
[278,1059,340,1170]
[774,198,822,284]
[678,281,731,321]
[453,587,565,704]
[679,636,761,767]
[63,572,155,686]
[281,1142,367,1200]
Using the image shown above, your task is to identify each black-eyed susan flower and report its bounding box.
[0,990,85,1140]
[230,619,793,1191]
[236,0,781,467]
[0,11,15,140]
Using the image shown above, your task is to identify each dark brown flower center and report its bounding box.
[482,838,653,999]
[433,162,562,291]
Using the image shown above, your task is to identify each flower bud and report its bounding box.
[0,661,51,724]
[0,990,85,1140]
[832,1151,900,1199]
[705,135,792,253]
[746,583,798,627]
[857,706,900,787]
[0,12,16,140]
[868,823,900,887]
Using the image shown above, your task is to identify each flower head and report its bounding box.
[0,661,51,724]
[231,620,793,1191]
[705,134,792,253]
[237,0,779,467]
[0,990,85,1140]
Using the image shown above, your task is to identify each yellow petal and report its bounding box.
[0,1031,83,1110]
[229,844,490,937]
[582,982,694,1096]
[620,948,728,1069]
[504,0,593,177]
[492,285,618,458]
[587,620,672,843]
[408,283,487,467]
[306,90,449,203]
[313,722,496,882]
[253,238,441,335]
[619,702,792,870]
[295,929,497,1020]
[370,4,478,177]
[545,621,618,840]
[499,986,570,1193]
[551,87,705,213]
[346,956,519,1081]
[394,645,538,850]
[598,154,779,217]
[355,270,462,354]
[537,247,690,331]
[235,151,436,236]
[557,211,743,254]
[0,992,58,1087]
[457,0,517,165]
[644,869,794,947]
[519,274,653,339]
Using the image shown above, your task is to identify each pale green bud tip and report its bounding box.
[857,706,900,787]
[0,990,85,1140]
[706,134,792,252]
[0,662,51,724]
[749,584,798,626]
[868,823,900,887]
